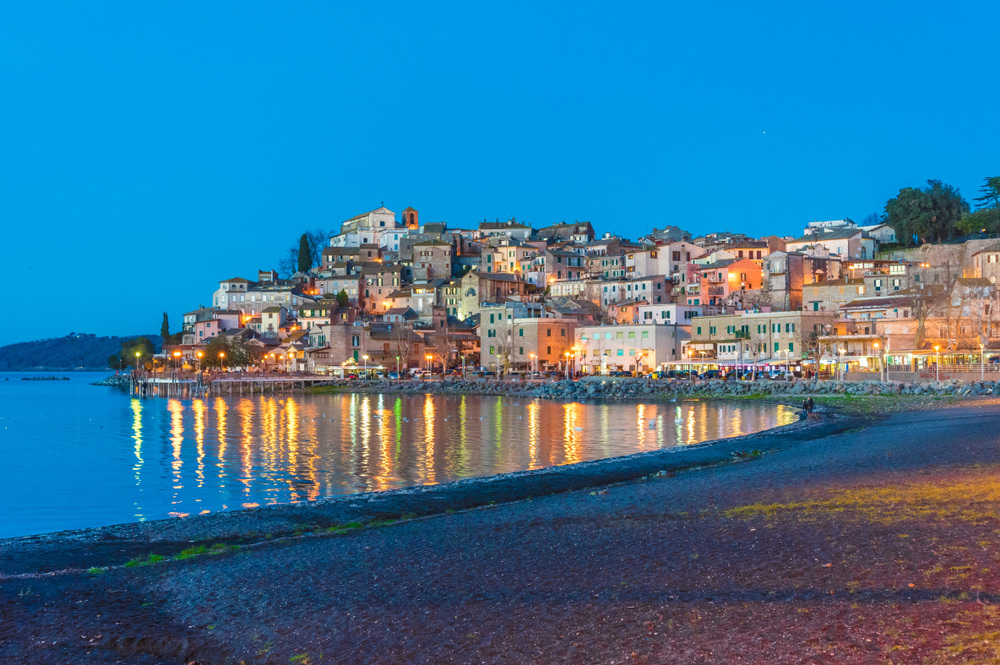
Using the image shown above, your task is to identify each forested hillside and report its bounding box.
[0,334,162,371]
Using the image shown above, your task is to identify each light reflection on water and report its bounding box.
[0,373,795,538]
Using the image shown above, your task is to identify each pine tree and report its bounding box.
[160,313,170,341]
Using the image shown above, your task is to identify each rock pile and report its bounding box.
[343,376,1000,400]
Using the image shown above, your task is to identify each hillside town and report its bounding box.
[166,205,1000,381]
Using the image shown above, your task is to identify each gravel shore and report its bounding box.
[4,397,1000,663]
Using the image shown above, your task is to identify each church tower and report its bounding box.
[402,206,419,230]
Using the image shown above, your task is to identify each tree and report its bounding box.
[112,336,156,369]
[160,313,170,341]
[974,176,1000,212]
[307,228,332,268]
[277,228,333,278]
[335,289,349,307]
[884,180,969,246]
[964,177,1000,235]
[278,246,298,278]
[297,233,311,273]
[860,212,880,227]
[202,336,262,370]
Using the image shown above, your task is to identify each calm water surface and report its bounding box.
[0,372,795,538]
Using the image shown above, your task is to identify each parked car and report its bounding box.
[768,369,789,380]
[387,372,400,380]
[701,369,721,379]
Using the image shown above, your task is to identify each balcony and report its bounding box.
[707,286,725,296]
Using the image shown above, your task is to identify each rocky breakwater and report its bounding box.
[532,376,1000,400]
[347,376,1000,401]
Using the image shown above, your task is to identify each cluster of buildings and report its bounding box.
[171,206,1000,377]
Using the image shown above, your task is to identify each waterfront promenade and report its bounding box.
[4,398,1000,663]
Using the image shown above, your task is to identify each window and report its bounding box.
[519,347,524,355]
[547,329,552,337]
[617,349,624,356]
[774,342,779,352]
[518,328,523,337]
[547,346,552,354]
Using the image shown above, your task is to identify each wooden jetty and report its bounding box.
[127,372,339,399]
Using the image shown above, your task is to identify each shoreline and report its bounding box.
[6,396,1000,663]
[2,403,849,565]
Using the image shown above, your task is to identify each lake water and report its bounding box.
[0,372,796,538]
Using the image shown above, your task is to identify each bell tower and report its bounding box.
[402,206,419,230]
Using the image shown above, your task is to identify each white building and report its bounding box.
[575,323,688,375]
[635,302,703,325]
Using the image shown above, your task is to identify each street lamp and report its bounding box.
[362,354,368,377]
[934,344,941,382]
[981,341,986,381]
[219,351,225,373]
[529,352,536,376]
[395,355,401,378]
[425,353,432,374]
[873,341,880,380]
[838,347,846,381]
[197,351,203,373]
[173,350,181,370]
[135,351,141,371]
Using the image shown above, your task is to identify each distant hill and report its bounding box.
[0,333,162,371]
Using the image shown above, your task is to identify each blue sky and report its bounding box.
[1,1,998,347]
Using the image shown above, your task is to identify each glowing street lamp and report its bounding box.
[934,345,941,382]
[197,351,203,372]
[219,351,225,373]
[425,353,432,374]
[135,351,141,370]
[362,354,368,377]
[172,350,181,369]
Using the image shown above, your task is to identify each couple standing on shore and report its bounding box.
[802,396,817,420]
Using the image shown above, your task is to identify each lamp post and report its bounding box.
[362,354,368,378]
[529,352,535,376]
[934,345,941,382]
[395,355,401,379]
[838,347,846,381]
[425,353,432,374]
[219,351,225,373]
[873,341,880,380]
[135,351,141,373]
[981,341,986,381]
[197,351,203,373]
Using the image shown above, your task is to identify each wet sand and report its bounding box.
[4,400,1000,663]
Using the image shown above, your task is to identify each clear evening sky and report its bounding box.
[1,1,998,348]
